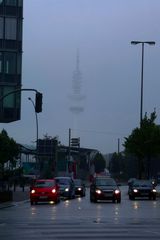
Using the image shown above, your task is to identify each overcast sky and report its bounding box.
[1,0,160,154]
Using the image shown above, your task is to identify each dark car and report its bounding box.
[128,179,157,200]
[74,179,86,197]
[55,176,75,199]
[30,179,60,205]
[90,176,121,203]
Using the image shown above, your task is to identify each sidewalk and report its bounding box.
[0,188,30,209]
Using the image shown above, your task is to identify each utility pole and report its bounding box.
[68,128,71,174]
[118,138,120,154]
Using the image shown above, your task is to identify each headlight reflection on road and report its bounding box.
[64,200,70,208]
[153,201,157,208]
[115,206,119,215]
[77,197,82,202]
[31,207,37,215]
[95,217,101,223]
[95,204,102,222]
[133,201,139,210]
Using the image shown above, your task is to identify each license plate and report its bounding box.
[39,196,48,199]
[104,193,113,197]
[141,193,148,196]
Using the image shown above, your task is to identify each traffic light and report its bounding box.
[35,92,42,113]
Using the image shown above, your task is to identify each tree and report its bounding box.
[0,129,19,179]
[93,152,106,173]
[123,111,160,179]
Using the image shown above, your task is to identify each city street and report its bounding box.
[0,186,160,239]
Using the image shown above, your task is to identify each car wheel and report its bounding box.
[129,195,134,200]
[112,198,115,203]
[72,194,75,199]
[30,201,33,205]
[90,194,93,202]
[55,197,60,204]
[117,198,121,203]
[93,197,97,203]
[153,196,156,200]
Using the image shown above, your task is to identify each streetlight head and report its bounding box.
[131,41,155,45]
[145,41,155,45]
[131,41,141,45]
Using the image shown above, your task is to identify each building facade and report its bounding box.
[0,0,23,122]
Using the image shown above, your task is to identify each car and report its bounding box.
[90,176,121,203]
[30,179,60,205]
[128,179,157,200]
[55,176,75,199]
[74,179,86,197]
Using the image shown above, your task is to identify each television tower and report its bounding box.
[69,50,85,137]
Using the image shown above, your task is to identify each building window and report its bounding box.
[3,86,14,108]
[18,0,22,7]
[0,52,2,73]
[5,18,17,40]
[5,0,17,6]
[0,17,3,39]
[17,53,21,74]
[17,19,22,41]
[4,52,16,74]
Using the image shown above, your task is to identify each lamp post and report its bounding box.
[131,41,155,127]
[28,97,39,177]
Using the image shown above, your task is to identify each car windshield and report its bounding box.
[56,178,70,185]
[74,179,82,185]
[96,178,117,186]
[133,180,152,187]
[34,180,55,188]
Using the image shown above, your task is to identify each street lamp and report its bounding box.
[131,41,155,127]
[28,97,39,176]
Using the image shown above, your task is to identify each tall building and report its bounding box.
[0,0,23,122]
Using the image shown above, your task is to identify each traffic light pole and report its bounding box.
[68,128,71,174]
[0,88,42,178]
[28,97,39,178]
[0,88,43,114]
[0,88,41,103]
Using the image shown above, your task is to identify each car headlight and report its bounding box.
[31,189,36,194]
[133,189,138,193]
[95,189,102,194]
[78,187,82,191]
[52,188,56,193]
[152,189,156,193]
[115,189,120,194]
[65,188,69,192]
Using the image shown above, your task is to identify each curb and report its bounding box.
[0,199,29,209]
[0,202,15,209]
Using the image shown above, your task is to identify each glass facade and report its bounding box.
[0,0,23,122]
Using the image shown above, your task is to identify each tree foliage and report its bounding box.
[93,152,106,173]
[123,111,160,178]
[0,129,19,173]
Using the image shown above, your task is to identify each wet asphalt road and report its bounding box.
[0,186,160,240]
